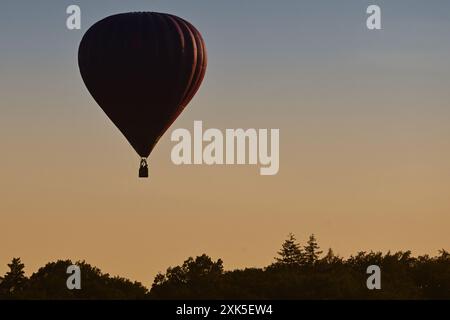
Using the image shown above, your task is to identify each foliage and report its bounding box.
[0,258,27,298]
[274,233,304,266]
[1,235,449,299]
[0,259,147,300]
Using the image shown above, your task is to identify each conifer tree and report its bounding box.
[275,233,305,266]
[0,258,28,297]
[304,234,323,265]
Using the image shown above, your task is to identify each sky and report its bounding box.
[1,0,450,285]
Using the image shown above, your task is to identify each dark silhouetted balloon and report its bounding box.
[78,12,207,177]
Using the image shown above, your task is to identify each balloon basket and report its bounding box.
[139,158,149,178]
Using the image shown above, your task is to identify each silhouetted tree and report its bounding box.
[438,249,450,260]
[274,233,304,266]
[0,258,28,298]
[321,248,342,265]
[150,254,224,299]
[304,234,322,265]
[1,240,449,300]
[23,260,147,299]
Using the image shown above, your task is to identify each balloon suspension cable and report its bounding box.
[139,158,149,178]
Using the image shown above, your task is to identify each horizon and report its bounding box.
[2,233,448,287]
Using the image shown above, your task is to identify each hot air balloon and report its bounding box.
[78,12,207,177]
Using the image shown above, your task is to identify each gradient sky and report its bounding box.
[1,0,450,285]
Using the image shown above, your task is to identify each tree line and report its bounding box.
[1,234,449,299]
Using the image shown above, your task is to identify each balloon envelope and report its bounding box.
[78,12,207,158]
